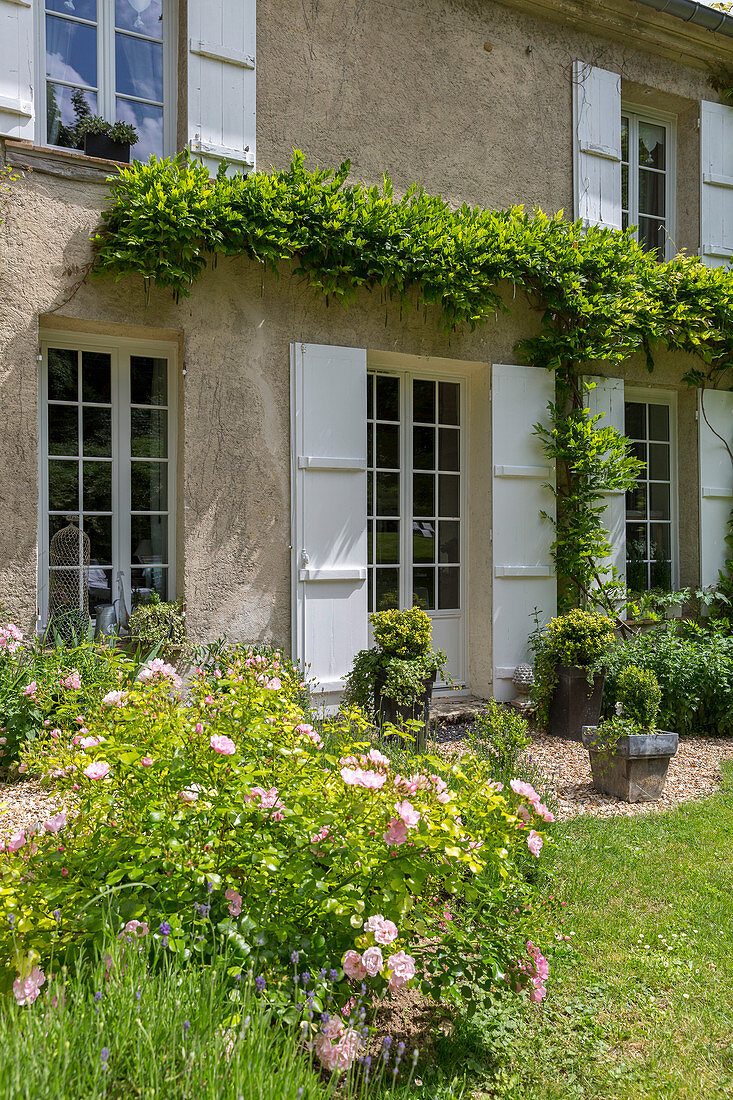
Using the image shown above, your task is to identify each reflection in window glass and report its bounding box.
[621,110,669,261]
[624,399,673,591]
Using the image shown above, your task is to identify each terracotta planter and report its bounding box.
[582,726,679,802]
[84,133,131,162]
[374,666,435,752]
[548,664,605,742]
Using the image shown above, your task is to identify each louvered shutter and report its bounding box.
[585,376,626,585]
[573,60,622,230]
[187,0,256,175]
[0,0,34,141]
[492,364,556,701]
[699,388,733,586]
[291,342,368,699]
[701,101,733,268]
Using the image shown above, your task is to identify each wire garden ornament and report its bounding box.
[48,516,91,640]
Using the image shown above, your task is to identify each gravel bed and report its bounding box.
[0,778,68,842]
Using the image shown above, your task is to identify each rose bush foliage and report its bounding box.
[0,649,551,1016]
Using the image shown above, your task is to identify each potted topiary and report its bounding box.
[77,116,138,163]
[582,665,678,802]
[127,591,188,664]
[531,609,616,742]
[343,607,447,751]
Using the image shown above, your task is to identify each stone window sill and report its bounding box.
[1,139,128,183]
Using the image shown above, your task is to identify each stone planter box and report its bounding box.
[582,726,679,803]
[548,664,605,742]
[374,667,435,753]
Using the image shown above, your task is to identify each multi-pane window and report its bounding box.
[625,398,674,592]
[40,340,175,626]
[367,373,462,614]
[621,110,671,262]
[44,0,166,159]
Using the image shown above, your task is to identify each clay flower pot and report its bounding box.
[548,664,605,742]
[582,726,679,802]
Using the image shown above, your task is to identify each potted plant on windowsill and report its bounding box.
[582,665,678,802]
[531,609,616,741]
[343,607,447,752]
[76,117,139,163]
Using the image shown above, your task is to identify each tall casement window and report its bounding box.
[366,370,465,682]
[42,0,169,159]
[39,337,176,627]
[621,109,674,261]
[624,392,676,592]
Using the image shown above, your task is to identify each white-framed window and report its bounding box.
[37,0,177,159]
[624,388,678,592]
[38,333,177,629]
[621,106,676,262]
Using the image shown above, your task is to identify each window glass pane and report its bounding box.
[649,523,671,561]
[48,459,79,511]
[621,164,629,214]
[438,520,460,563]
[625,402,645,439]
[412,520,435,563]
[439,427,459,471]
[649,482,670,520]
[131,461,167,511]
[115,33,163,100]
[116,97,164,160]
[83,461,112,511]
[626,524,648,592]
[46,83,96,149]
[367,519,373,566]
[46,15,97,86]
[131,356,167,405]
[49,513,69,541]
[132,514,167,565]
[376,424,399,469]
[367,472,373,515]
[648,404,669,442]
[650,559,671,591]
[88,569,113,616]
[438,567,460,610]
[82,352,111,403]
[438,382,460,426]
[630,440,647,469]
[131,409,167,457]
[131,566,168,605]
[638,121,665,170]
[375,569,399,612]
[48,348,78,402]
[49,405,79,456]
[413,426,435,470]
[375,520,399,565]
[413,379,435,424]
[82,406,112,457]
[367,377,373,420]
[376,472,399,516]
[626,485,646,520]
[115,0,162,37]
[367,424,373,468]
[638,216,666,261]
[413,473,434,517]
[438,474,460,518]
[621,116,629,162]
[648,443,670,481]
[376,375,399,421]
[47,0,97,17]
[412,567,435,611]
[84,514,112,565]
[639,169,665,218]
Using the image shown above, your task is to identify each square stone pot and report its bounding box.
[582,727,679,803]
[548,665,605,742]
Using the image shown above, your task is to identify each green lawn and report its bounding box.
[443,763,733,1099]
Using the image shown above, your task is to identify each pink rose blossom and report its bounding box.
[7,831,26,853]
[395,800,420,829]
[195,722,204,735]
[430,775,451,803]
[516,804,530,823]
[61,670,82,691]
[264,677,282,690]
[295,723,323,748]
[310,824,331,845]
[141,756,153,767]
[179,785,202,803]
[510,779,541,807]
[101,689,127,707]
[43,813,67,834]
[225,888,242,917]
[210,734,236,756]
[383,818,408,847]
[13,965,45,1006]
[123,919,149,938]
[138,658,182,693]
[386,949,416,992]
[340,767,386,790]
[79,736,101,749]
[527,830,543,857]
[536,802,555,823]
[0,623,23,654]
[366,748,390,769]
[364,914,398,945]
[22,682,37,697]
[361,945,384,977]
[83,761,110,780]
[342,949,367,980]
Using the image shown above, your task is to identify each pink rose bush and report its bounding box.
[0,622,23,655]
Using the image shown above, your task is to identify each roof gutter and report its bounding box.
[632,0,733,37]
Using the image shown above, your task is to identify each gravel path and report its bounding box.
[0,779,67,842]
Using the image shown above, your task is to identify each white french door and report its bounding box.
[366,369,466,687]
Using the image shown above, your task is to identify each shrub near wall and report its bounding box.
[0,650,553,1024]
[603,627,733,736]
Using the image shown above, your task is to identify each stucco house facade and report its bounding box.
[0,0,732,704]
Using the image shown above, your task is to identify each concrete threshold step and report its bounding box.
[429,694,487,725]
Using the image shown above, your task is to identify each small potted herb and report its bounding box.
[582,665,678,802]
[127,591,188,663]
[531,609,616,741]
[343,607,447,751]
[76,116,138,163]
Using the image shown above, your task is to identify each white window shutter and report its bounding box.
[0,0,34,141]
[585,376,626,585]
[291,342,368,698]
[573,60,622,230]
[492,364,556,701]
[701,100,733,268]
[698,388,733,587]
[187,0,256,175]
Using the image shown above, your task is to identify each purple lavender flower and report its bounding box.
[8,914,15,927]
[301,970,311,985]
[329,968,338,982]
[183,1020,190,1034]
[159,921,171,936]
[101,1048,109,1063]
[94,991,103,1003]
[255,976,266,993]
[52,910,61,923]
[290,950,300,965]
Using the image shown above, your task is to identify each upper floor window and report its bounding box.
[621,108,674,261]
[43,0,167,159]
